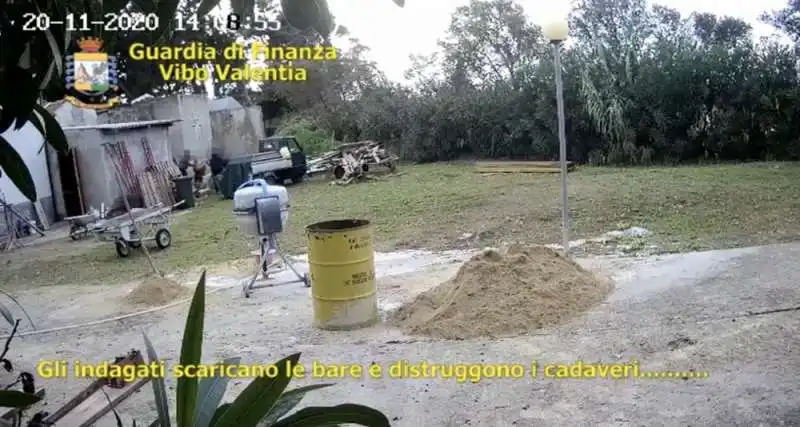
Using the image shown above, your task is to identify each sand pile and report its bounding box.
[391,244,612,339]
[124,276,190,307]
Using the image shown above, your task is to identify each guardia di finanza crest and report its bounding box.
[65,37,121,109]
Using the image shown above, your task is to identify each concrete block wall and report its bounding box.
[210,106,265,157]
[99,94,212,161]
[174,95,213,160]
[246,106,266,141]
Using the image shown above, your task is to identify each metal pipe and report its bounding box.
[552,42,570,256]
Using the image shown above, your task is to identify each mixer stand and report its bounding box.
[242,235,309,298]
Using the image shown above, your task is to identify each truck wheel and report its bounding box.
[265,175,278,185]
[333,165,346,180]
[293,174,304,184]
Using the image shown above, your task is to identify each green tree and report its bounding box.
[294,0,799,164]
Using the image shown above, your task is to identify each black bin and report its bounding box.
[220,156,253,199]
[173,176,196,208]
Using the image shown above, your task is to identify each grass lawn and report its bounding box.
[2,162,799,288]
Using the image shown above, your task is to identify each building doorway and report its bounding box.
[58,148,84,217]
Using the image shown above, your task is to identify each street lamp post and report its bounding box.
[542,19,571,256]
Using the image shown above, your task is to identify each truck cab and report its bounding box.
[251,135,308,184]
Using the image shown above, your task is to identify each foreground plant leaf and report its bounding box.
[143,333,171,427]
[258,384,333,426]
[195,356,241,427]
[0,302,14,328]
[312,4,335,39]
[270,404,392,427]
[41,28,64,80]
[209,403,231,425]
[31,103,69,154]
[154,0,182,43]
[100,388,125,427]
[280,0,319,31]
[211,352,301,427]
[0,135,36,200]
[7,66,37,132]
[196,0,221,17]
[229,0,255,21]
[104,0,131,15]
[176,271,207,427]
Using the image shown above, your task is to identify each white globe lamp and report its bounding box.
[542,19,569,43]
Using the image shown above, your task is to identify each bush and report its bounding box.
[277,116,337,156]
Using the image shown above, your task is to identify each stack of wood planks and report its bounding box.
[138,162,180,208]
[138,138,181,208]
[40,350,152,426]
[474,161,576,174]
[138,169,172,208]
[104,142,141,199]
[0,350,150,427]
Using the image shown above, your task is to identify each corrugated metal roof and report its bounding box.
[131,94,155,104]
[208,97,243,112]
[61,118,181,132]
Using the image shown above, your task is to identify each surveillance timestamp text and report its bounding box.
[18,12,280,33]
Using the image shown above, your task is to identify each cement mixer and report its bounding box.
[232,178,308,297]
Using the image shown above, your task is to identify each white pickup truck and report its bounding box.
[250,136,308,184]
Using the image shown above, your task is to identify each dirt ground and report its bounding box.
[3,243,799,426]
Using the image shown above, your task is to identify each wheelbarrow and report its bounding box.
[64,213,100,241]
[92,201,183,257]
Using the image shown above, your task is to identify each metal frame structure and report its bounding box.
[241,196,308,298]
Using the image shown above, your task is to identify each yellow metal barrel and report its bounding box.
[306,219,378,330]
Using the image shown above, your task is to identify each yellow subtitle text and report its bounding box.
[127,41,338,82]
[34,359,709,383]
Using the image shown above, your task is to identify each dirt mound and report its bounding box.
[390,244,613,339]
[124,276,190,307]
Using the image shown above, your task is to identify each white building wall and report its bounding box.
[0,121,54,228]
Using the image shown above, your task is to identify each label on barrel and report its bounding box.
[344,270,375,287]
[346,235,371,251]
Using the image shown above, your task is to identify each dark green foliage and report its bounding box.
[290,0,800,165]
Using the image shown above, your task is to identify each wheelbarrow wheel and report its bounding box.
[69,224,82,241]
[115,239,131,257]
[155,229,172,249]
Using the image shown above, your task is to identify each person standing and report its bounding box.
[209,151,228,192]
